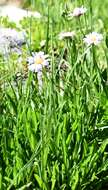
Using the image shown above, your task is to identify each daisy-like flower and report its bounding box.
[68,6,87,17]
[83,32,103,46]
[27,51,49,73]
[27,51,49,92]
[58,31,75,40]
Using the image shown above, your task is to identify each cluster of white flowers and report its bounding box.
[0,3,104,92]
[0,27,26,55]
[58,30,103,46]
[58,6,103,45]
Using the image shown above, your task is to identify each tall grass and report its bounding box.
[0,0,108,190]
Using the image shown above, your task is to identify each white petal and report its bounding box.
[43,61,49,67]
[28,64,36,72]
[37,51,45,57]
[27,57,34,64]
[35,64,43,72]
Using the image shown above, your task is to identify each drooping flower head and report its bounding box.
[83,32,103,46]
[27,51,49,73]
[58,31,75,40]
[68,6,87,18]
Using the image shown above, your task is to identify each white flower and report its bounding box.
[28,51,49,73]
[58,31,75,40]
[69,6,87,17]
[83,32,103,46]
[28,52,49,92]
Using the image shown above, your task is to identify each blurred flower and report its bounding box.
[27,51,49,73]
[83,32,103,46]
[0,28,26,45]
[68,6,87,17]
[58,31,75,40]
[0,5,41,24]
[0,36,9,55]
[0,27,26,55]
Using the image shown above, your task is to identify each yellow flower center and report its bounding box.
[35,57,44,64]
[91,35,97,42]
